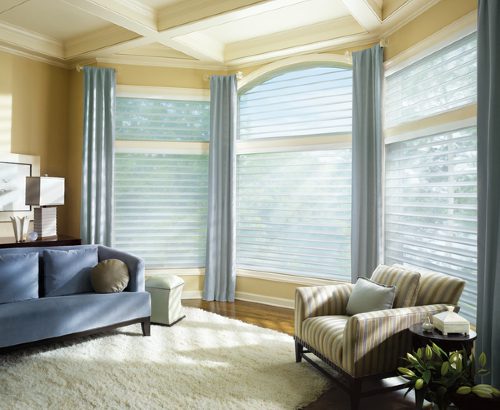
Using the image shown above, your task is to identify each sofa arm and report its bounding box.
[295,284,353,339]
[343,304,449,377]
[98,246,145,292]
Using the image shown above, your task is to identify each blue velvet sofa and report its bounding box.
[0,245,151,350]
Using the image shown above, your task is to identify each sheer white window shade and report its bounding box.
[113,95,210,269]
[116,97,210,142]
[385,33,477,128]
[237,150,352,280]
[114,152,208,268]
[239,66,352,140]
[384,127,477,322]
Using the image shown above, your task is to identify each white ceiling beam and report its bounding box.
[64,25,140,59]
[163,33,225,63]
[0,21,63,59]
[341,0,382,32]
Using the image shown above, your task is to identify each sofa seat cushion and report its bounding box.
[301,315,349,367]
[0,252,39,304]
[0,292,151,349]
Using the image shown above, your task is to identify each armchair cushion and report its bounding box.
[346,277,395,315]
[343,304,449,377]
[370,264,420,308]
[295,284,353,339]
[301,315,349,367]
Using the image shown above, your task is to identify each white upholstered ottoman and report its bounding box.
[145,275,185,326]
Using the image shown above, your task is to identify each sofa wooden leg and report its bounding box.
[295,340,303,363]
[141,318,151,336]
[350,379,361,410]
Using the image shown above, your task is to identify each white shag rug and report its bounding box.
[0,307,330,410]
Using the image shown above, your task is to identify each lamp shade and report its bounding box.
[25,176,65,206]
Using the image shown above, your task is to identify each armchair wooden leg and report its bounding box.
[350,379,362,410]
[141,318,151,336]
[295,340,303,363]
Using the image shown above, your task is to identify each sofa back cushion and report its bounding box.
[370,264,421,308]
[0,252,39,303]
[44,248,98,296]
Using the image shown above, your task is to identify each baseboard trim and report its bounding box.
[182,290,203,299]
[235,291,294,309]
[181,290,294,309]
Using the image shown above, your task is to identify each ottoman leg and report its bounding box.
[141,318,151,336]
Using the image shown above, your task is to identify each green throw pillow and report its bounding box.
[346,277,396,315]
[90,259,129,293]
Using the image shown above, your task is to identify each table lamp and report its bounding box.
[25,176,65,238]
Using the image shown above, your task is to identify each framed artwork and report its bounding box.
[0,153,40,222]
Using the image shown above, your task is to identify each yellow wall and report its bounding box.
[0,0,478,301]
[0,52,70,237]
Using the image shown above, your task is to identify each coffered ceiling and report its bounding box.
[0,0,440,69]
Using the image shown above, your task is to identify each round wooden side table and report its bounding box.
[409,323,477,355]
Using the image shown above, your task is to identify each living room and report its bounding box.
[0,0,498,409]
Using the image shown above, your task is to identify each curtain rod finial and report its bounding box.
[380,39,388,48]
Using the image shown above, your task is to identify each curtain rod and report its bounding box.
[203,71,243,81]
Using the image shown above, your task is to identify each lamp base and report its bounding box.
[34,207,57,238]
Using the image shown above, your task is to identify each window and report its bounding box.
[113,94,209,268]
[237,66,352,281]
[384,33,477,322]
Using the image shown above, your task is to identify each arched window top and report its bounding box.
[239,64,352,140]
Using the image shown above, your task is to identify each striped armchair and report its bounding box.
[294,265,465,410]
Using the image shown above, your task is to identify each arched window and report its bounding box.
[237,65,353,280]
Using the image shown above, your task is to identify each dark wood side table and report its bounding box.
[0,234,81,248]
[409,323,477,355]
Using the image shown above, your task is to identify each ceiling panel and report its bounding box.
[0,0,27,14]
[201,0,351,45]
[0,0,111,41]
[139,0,185,10]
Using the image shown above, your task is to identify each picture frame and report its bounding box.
[0,153,40,222]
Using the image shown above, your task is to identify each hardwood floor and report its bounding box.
[183,299,421,410]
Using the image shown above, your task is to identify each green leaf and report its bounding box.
[422,370,431,384]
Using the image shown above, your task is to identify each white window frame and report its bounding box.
[235,55,353,284]
[114,85,210,277]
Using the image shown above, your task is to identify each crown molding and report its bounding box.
[0,43,68,69]
[0,21,63,59]
[226,31,377,67]
[225,16,363,62]
[96,55,226,70]
[380,0,441,38]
